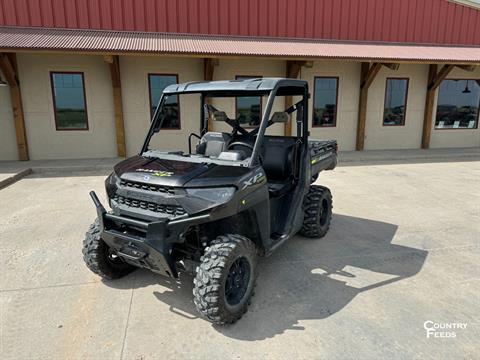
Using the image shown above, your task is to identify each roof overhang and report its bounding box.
[1,26,479,64]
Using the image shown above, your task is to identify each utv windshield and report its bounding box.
[141,79,308,167]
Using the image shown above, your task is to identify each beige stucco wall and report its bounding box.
[120,56,204,156]
[0,69,18,161]
[364,64,429,150]
[2,54,478,161]
[429,65,480,149]
[16,53,117,160]
[301,60,361,151]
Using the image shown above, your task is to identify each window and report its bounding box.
[383,78,409,126]
[235,75,262,127]
[313,77,338,127]
[148,74,180,129]
[435,79,480,129]
[50,72,88,130]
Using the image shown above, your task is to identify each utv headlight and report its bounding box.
[186,187,235,203]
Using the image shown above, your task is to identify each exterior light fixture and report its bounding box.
[462,80,471,94]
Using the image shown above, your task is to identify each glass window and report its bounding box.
[435,79,480,129]
[148,74,180,129]
[235,75,262,127]
[313,77,338,127]
[383,78,409,126]
[50,72,88,130]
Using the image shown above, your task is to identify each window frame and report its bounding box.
[382,77,409,127]
[50,71,89,131]
[148,73,181,130]
[235,75,263,128]
[312,76,339,128]
[434,78,480,131]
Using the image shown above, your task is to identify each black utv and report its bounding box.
[83,78,337,324]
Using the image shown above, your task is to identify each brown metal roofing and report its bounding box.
[0,26,479,63]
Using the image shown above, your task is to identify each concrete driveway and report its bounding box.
[1,160,479,359]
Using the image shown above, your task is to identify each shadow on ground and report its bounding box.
[104,214,428,340]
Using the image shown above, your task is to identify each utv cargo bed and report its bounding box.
[309,139,338,174]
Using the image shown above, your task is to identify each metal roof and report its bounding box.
[163,78,307,94]
[1,26,479,64]
[1,0,479,46]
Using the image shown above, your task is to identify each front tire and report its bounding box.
[300,185,333,238]
[82,219,136,280]
[193,234,257,325]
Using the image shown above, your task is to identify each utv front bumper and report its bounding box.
[90,191,208,277]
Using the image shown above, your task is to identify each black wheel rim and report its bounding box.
[225,256,251,306]
[319,199,330,226]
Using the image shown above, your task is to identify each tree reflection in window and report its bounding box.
[383,78,408,126]
[149,74,180,129]
[313,77,338,127]
[51,72,88,130]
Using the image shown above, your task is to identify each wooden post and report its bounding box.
[105,55,126,157]
[0,53,29,160]
[421,64,455,149]
[421,65,438,149]
[356,62,382,151]
[204,58,217,131]
[284,60,304,136]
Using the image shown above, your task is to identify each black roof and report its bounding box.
[163,77,307,95]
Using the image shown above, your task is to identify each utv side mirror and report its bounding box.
[270,112,289,123]
[213,111,228,122]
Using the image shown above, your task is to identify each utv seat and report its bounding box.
[261,136,298,197]
[196,132,232,157]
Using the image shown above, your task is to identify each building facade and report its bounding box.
[0,0,479,161]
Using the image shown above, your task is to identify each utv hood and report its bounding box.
[114,155,251,187]
[114,156,213,187]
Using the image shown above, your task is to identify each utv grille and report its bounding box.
[120,180,175,195]
[113,195,186,217]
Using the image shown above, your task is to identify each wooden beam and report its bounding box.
[105,55,126,157]
[455,64,476,72]
[421,64,439,149]
[0,54,18,85]
[204,58,217,82]
[0,53,29,160]
[429,64,455,91]
[284,60,304,136]
[362,62,382,89]
[381,63,400,71]
[356,62,381,151]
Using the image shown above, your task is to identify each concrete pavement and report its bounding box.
[0,159,479,359]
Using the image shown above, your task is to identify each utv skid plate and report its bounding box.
[90,191,207,278]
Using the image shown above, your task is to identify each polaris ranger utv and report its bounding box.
[83,78,337,324]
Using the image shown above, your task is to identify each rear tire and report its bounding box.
[82,219,136,280]
[300,185,333,238]
[193,234,257,325]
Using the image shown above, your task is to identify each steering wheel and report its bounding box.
[227,141,263,164]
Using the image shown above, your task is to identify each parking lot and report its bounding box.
[1,158,479,359]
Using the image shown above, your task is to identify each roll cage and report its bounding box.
[141,78,309,167]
